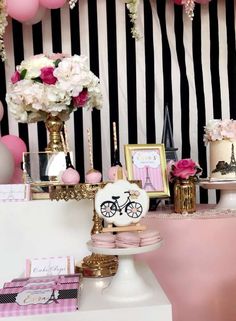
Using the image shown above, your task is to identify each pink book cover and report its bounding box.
[0,276,81,317]
[3,274,80,289]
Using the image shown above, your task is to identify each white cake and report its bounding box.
[204,119,236,181]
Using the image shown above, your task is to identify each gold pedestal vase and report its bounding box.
[174,178,196,214]
[45,114,64,152]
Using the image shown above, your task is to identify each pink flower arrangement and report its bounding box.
[204,119,236,145]
[6,53,103,123]
[168,158,202,183]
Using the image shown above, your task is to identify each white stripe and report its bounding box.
[79,0,93,176]
[116,0,128,168]
[4,19,19,137]
[183,15,199,201]
[22,23,39,153]
[201,4,216,204]
[151,0,164,146]
[182,16,198,161]
[165,2,181,159]
[97,0,110,180]
[135,0,146,144]
[41,8,52,54]
[201,4,213,123]
[218,1,230,120]
[60,4,75,163]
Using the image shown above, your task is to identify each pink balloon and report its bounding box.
[39,0,66,9]
[6,0,39,23]
[10,167,24,184]
[1,135,27,166]
[0,101,4,122]
[24,6,47,25]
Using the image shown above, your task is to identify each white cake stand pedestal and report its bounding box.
[199,180,236,209]
[87,241,162,302]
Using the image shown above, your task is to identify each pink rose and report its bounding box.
[40,67,57,85]
[73,89,89,108]
[11,71,21,84]
[172,159,197,179]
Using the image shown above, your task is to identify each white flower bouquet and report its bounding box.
[204,119,236,145]
[6,53,102,123]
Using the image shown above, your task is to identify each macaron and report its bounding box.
[91,233,116,248]
[115,232,140,248]
[139,230,161,247]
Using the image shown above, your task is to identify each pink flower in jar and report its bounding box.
[40,67,57,85]
[73,89,89,108]
[11,71,21,84]
[172,158,197,180]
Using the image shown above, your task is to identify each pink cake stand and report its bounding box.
[199,180,236,209]
[87,240,163,302]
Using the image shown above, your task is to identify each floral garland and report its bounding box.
[0,0,8,62]
[125,0,141,39]
[68,0,78,9]
[183,0,195,21]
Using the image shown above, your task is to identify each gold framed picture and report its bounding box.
[124,144,170,198]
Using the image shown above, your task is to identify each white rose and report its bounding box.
[17,55,54,79]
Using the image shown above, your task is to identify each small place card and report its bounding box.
[25,256,75,277]
[0,184,31,201]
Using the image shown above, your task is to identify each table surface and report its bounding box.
[0,263,172,321]
[136,207,236,321]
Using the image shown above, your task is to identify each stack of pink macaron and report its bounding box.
[91,233,116,248]
[115,232,140,248]
[139,230,161,246]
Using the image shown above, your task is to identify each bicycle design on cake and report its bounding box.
[100,190,143,219]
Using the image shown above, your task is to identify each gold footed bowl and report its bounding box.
[77,253,118,278]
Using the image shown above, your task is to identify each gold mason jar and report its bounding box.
[174,178,196,213]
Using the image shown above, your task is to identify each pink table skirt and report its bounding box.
[136,206,236,321]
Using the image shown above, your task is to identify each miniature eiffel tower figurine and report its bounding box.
[143,166,155,190]
[161,104,178,162]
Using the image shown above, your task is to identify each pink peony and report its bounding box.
[171,159,198,180]
[73,89,89,108]
[40,67,57,85]
[11,71,20,84]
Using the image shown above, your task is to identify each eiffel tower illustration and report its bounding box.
[230,144,236,166]
[212,143,236,175]
[143,166,155,190]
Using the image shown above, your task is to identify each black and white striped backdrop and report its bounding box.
[0,0,235,204]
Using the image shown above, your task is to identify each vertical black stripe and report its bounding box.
[70,3,80,55]
[69,3,84,178]
[209,0,221,119]
[32,22,47,152]
[225,0,236,118]
[88,0,102,173]
[0,60,9,136]
[126,6,137,143]
[192,4,208,203]
[156,1,173,137]
[51,9,62,53]
[174,5,190,158]
[106,0,119,165]
[144,0,155,143]
[12,20,29,151]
